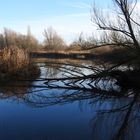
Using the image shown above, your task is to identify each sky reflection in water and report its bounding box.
[0,61,139,140]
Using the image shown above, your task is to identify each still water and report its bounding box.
[0,59,140,140]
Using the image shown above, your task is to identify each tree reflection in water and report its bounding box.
[0,60,140,140]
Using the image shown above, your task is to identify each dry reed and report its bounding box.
[0,46,40,81]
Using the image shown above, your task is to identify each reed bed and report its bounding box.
[0,46,40,81]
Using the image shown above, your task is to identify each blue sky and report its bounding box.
[0,0,115,43]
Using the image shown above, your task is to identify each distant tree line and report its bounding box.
[0,26,100,52]
[0,27,39,51]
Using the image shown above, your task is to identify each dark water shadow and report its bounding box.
[0,60,140,140]
[0,80,140,140]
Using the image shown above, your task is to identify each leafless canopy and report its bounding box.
[43,26,66,50]
[92,0,140,50]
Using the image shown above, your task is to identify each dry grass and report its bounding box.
[31,49,91,54]
[0,46,29,72]
[31,45,113,55]
[0,46,40,81]
[91,45,113,55]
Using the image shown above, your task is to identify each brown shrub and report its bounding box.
[0,46,29,73]
[0,46,40,81]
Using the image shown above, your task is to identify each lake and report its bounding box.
[0,59,139,140]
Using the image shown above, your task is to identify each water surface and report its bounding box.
[0,59,139,140]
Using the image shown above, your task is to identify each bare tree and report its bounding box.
[41,0,140,94]
[69,32,96,51]
[91,0,140,52]
[25,26,39,51]
[43,26,66,50]
[0,27,39,51]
